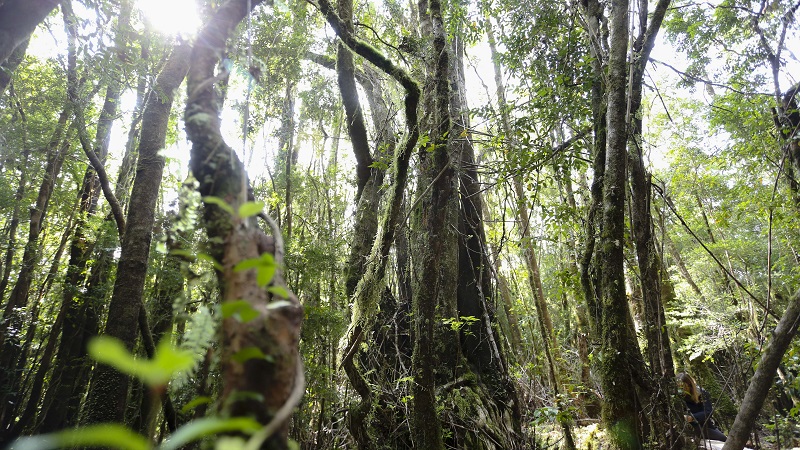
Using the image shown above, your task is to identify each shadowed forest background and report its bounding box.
[1,0,800,449]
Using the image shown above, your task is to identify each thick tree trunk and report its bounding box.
[82,41,191,426]
[723,290,800,450]
[0,0,59,65]
[450,34,523,448]
[409,1,451,448]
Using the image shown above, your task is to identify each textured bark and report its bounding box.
[184,2,303,446]
[82,41,190,426]
[0,37,27,97]
[723,290,800,450]
[578,0,608,338]
[0,0,59,65]
[598,0,642,448]
[450,34,522,448]
[314,0,420,447]
[336,0,383,440]
[626,1,682,448]
[409,0,451,447]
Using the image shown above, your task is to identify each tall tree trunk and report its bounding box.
[82,41,191,426]
[598,0,642,448]
[626,2,683,448]
[0,144,30,303]
[184,2,303,447]
[409,0,451,447]
[0,107,70,429]
[450,32,522,448]
[486,14,572,446]
[41,0,133,430]
[336,0,383,439]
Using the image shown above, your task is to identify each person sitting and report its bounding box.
[677,372,728,442]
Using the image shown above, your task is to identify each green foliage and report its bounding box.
[88,336,194,387]
[233,252,277,286]
[11,424,150,450]
[221,299,260,323]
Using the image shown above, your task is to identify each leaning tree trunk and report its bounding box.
[723,289,800,450]
[82,41,191,426]
[626,0,684,448]
[0,0,60,65]
[184,2,303,447]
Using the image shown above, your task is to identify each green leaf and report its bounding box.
[196,253,223,271]
[238,201,264,219]
[231,346,269,363]
[10,424,149,450]
[233,258,261,272]
[203,196,235,216]
[160,417,261,450]
[267,286,290,299]
[215,437,247,450]
[221,300,260,323]
[88,336,194,387]
[169,249,196,261]
[233,253,276,287]
[180,396,212,414]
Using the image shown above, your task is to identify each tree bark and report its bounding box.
[723,289,800,450]
[598,0,642,448]
[82,41,191,426]
[0,37,27,98]
[0,0,59,65]
[42,1,133,430]
[184,2,303,447]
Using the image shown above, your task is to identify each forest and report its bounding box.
[0,0,799,449]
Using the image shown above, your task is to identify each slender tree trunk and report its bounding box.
[0,144,30,303]
[82,41,191,426]
[598,1,643,448]
[42,1,133,430]
[0,108,70,429]
[485,15,572,446]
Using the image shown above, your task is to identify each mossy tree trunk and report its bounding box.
[596,0,644,448]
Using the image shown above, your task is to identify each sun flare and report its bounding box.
[137,0,201,37]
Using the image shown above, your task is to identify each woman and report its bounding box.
[677,372,728,442]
